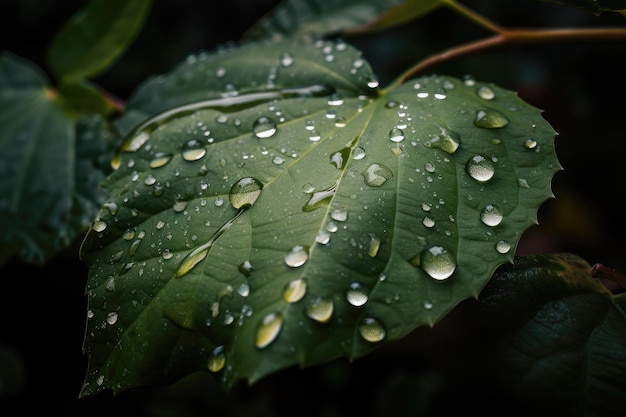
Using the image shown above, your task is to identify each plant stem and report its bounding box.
[387,1,626,89]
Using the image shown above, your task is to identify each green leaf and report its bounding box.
[79,37,560,397]
[0,52,114,265]
[47,0,152,80]
[346,0,443,35]
[244,0,419,39]
[477,253,626,415]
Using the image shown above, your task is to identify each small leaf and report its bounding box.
[244,0,412,39]
[346,0,443,35]
[478,253,626,415]
[0,52,114,265]
[47,0,152,80]
[79,37,560,397]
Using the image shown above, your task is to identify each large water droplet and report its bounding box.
[465,154,495,182]
[359,317,386,342]
[416,245,456,281]
[480,204,503,226]
[229,177,263,209]
[252,116,277,138]
[285,245,309,267]
[363,163,393,187]
[283,279,307,303]
[207,345,226,372]
[255,312,283,348]
[305,297,333,322]
[474,109,509,128]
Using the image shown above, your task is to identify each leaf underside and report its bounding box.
[79,36,560,397]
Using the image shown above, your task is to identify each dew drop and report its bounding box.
[303,181,338,211]
[253,116,277,138]
[424,127,460,154]
[279,52,294,67]
[367,233,382,257]
[359,317,386,342]
[363,163,393,187]
[316,230,330,245]
[305,297,333,322]
[229,177,263,209]
[285,245,309,267]
[524,139,537,149]
[207,345,225,372]
[238,260,253,276]
[476,86,495,100]
[330,208,347,222]
[283,279,307,303]
[415,245,456,281]
[465,154,495,182]
[389,128,405,143]
[255,312,283,349]
[92,218,107,232]
[345,282,369,306]
[106,312,118,325]
[474,109,509,128]
[352,147,366,160]
[480,204,503,226]
[149,152,173,168]
[328,93,344,106]
[495,240,511,254]
[181,139,207,161]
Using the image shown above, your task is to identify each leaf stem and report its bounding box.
[388,1,626,88]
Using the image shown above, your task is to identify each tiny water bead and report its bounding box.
[255,312,283,349]
[465,154,495,182]
[480,204,503,226]
[389,128,405,143]
[252,116,277,138]
[358,317,386,342]
[229,177,263,209]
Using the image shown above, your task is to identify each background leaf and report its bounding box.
[47,0,152,80]
[477,253,626,416]
[79,36,560,397]
[536,0,626,15]
[243,0,416,39]
[0,52,114,266]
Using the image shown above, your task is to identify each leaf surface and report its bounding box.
[79,37,560,396]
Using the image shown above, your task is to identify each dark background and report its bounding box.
[1,1,625,416]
